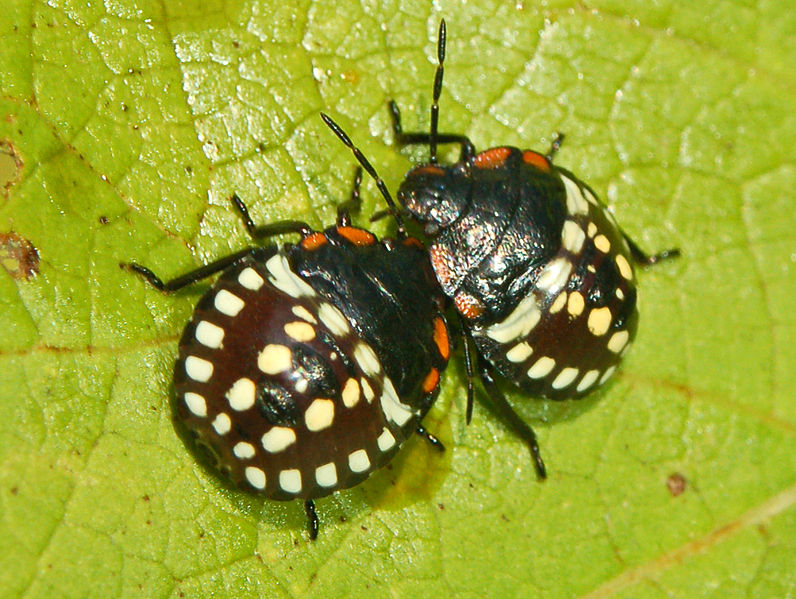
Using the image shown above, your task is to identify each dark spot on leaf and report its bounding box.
[11,487,18,495]
[360,525,368,531]
[339,516,347,523]
[142,494,150,502]
[342,69,359,84]
[232,40,240,48]
[666,472,687,496]
[121,103,129,112]
[438,503,445,510]
[185,165,193,174]
[0,139,24,196]
[98,215,109,225]
[0,232,39,279]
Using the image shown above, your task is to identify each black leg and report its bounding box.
[479,363,547,480]
[121,246,258,292]
[458,319,476,425]
[623,233,681,266]
[416,425,445,452]
[336,167,363,226]
[304,499,319,540]
[320,112,408,237]
[545,132,565,162]
[230,194,313,239]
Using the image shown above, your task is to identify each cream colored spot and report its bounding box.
[485,294,541,343]
[506,342,533,363]
[527,356,556,379]
[552,367,579,390]
[279,469,302,493]
[226,377,256,411]
[184,392,207,417]
[258,344,292,374]
[233,442,255,459]
[262,427,296,453]
[212,412,231,435]
[561,174,589,215]
[594,234,611,253]
[342,378,360,408]
[305,398,334,432]
[380,378,414,426]
[195,320,224,349]
[354,343,381,376]
[607,330,630,353]
[214,289,245,317]
[616,254,633,280]
[245,467,266,490]
[377,428,396,452]
[562,220,585,253]
[583,188,600,206]
[536,256,573,293]
[291,305,317,324]
[361,378,375,403]
[600,366,617,385]
[616,287,625,300]
[567,291,585,317]
[265,251,315,298]
[587,264,596,273]
[284,321,315,342]
[550,292,567,314]
[318,302,350,336]
[315,462,338,488]
[587,307,612,336]
[577,370,600,393]
[348,449,370,473]
[587,222,597,238]
[295,377,308,393]
[238,266,264,290]
[185,356,213,382]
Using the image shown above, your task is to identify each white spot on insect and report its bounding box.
[616,254,633,280]
[279,469,302,494]
[329,352,338,361]
[527,356,556,379]
[536,256,573,293]
[262,427,297,453]
[561,174,589,216]
[284,321,315,342]
[380,378,415,426]
[245,466,266,490]
[258,344,292,374]
[212,412,231,435]
[305,398,334,432]
[600,366,617,385]
[265,251,316,298]
[594,234,611,253]
[184,392,207,417]
[607,330,630,353]
[562,220,585,253]
[552,367,579,390]
[587,222,597,238]
[214,289,245,317]
[567,291,585,317]
[233,441,255,459]
[549,291,567,314]
[291,305,317,324]
[185,356,213,382]
[587,264,597,273]
[315,462,338,488]
[583,188,600,206]
[342,378,360,408]
[587,307,612,336]
[354,342,381,376]
[295,377,308,393]
[226,377,256,411]
[377,428,396,452]
[195,320,224,349]
[361,378,375,403]
[506,342,533,363]
[238,266,264,290]
[348,449,370,473]
[616,287,625,300]
[484,294,541,343]
[318,302,350,336]
[577,369,600,393]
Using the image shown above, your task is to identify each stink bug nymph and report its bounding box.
[123,140,450,539]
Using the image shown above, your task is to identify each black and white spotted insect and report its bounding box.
[325,21,679,478]
[123,155,450,539]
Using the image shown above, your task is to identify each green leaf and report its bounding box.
[1,1,794,597]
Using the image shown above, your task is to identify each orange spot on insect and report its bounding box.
[412,165,445,177]
[337,226,376,246]
[522,151,550,172]
[473,147,511,169]
[402,236,425,249]
[430,245,453,288]
[454,292,484,320]
[300,232,328,251]
[433,317,450,361]
[422,368,440,393]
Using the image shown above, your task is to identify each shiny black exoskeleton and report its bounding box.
[123,151,450,540]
